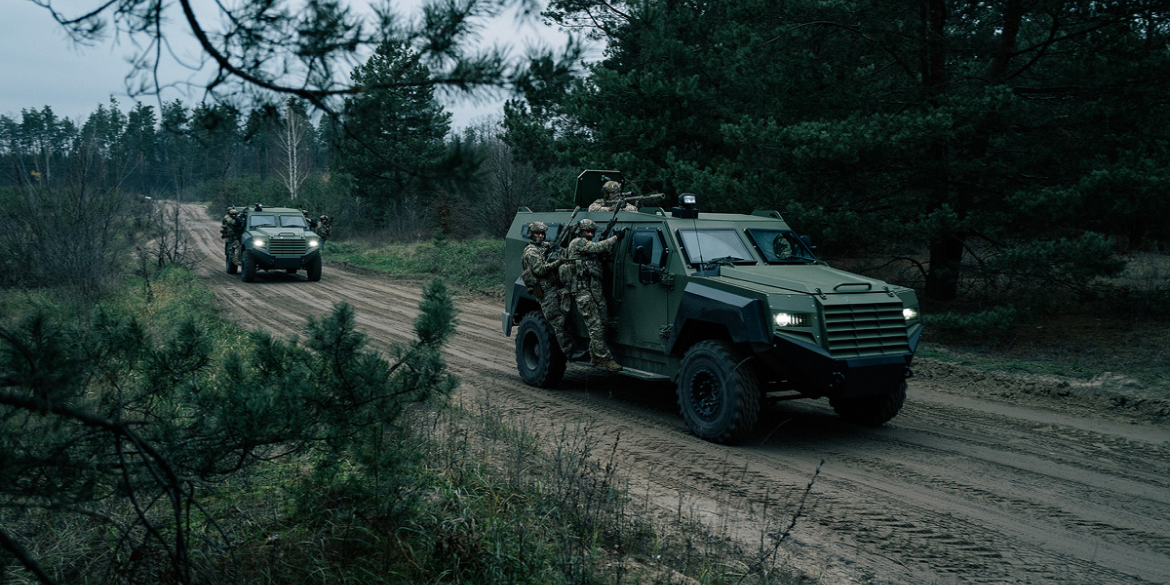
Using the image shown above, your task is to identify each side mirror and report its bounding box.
[633,244,650,265]
[631,232,654,264]
[800,235,816,253]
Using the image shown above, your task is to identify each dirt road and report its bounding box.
[183,203,1170,585]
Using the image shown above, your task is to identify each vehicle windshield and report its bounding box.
[248,215,277,228]
[745,229,817,264]
[280,215,307,228]
[676,228,757,266]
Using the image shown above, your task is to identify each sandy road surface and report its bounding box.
[182,203,1170,584]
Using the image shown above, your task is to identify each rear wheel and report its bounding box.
[676,340,760,444]
[240,250,257,282]
[306,255,322,282]
[515,311,566,388]
[830,381,907,426]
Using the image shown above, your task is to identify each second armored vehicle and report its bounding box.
[226,204,323,282]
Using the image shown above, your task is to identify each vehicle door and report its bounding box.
[615,225,677,350]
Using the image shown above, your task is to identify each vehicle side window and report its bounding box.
[249,215,277,228]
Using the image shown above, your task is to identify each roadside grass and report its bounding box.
[2,265,812,585]
[326,238,505,296]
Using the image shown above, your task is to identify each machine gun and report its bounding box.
[600,193,665,238]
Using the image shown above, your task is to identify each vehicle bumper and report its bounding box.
[761,324,921,398]
[248,247,320,270]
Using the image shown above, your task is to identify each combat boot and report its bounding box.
[591,356,622,372]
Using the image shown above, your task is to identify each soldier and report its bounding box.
[567,218,623,371]
[315,215,332,240]
[221,207,244,265]
[588,180,638,212]
[521,221,577,358]
[301,208,318,229]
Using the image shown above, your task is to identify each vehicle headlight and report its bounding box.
[253,238,266,247]
[774,312,810,328]
[308,238,320,248]
[903,308,919,321]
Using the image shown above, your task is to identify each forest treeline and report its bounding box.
[4,0,1170,312]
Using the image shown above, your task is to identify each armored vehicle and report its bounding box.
[225,204,323,282]
[503,170,923,444]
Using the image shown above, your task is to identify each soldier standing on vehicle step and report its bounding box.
[567,218,623,371]
[521,222,578,358]
[315,215,332,241]
[221,207,244,265]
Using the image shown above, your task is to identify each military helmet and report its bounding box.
[228,207,238,215]
[578,218,598,232]
[602,180,621,197]
[528,221,548,236]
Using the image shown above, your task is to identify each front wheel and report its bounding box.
[676,340,760,444]
[830,381,907,426]
[515,311,567,388]
[240,250,257,282]
[305,255,322,282]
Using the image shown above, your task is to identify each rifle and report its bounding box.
[600,193,664,238]
[545,206,581,261]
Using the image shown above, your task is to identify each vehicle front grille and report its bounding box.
[268,238,308,255]
[823,301,910,358]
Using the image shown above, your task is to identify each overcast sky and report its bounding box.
[1,0,589,130]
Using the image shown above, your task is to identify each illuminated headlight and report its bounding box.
[308,238,320,248]
[903,308,919,321]
[253,239,266,247]
[774,312,809,328]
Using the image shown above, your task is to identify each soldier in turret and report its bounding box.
[567,218,623,371]
[588,180,638,212]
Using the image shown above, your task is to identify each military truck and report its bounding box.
[502,170,923,444]
[225,204,323,282]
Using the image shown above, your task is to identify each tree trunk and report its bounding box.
[922,0,964,301]
[926,237,964,301]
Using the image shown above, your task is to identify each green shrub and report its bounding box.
[923,305,1023,344]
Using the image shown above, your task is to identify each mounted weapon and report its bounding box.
[600,193,664,238]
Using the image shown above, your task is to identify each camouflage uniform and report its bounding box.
[521,222,574,355]
[315,215,332,240]
[588,199,637,212]
[587,180,636,212]
[567,219,622,371]
[221,208,243,265]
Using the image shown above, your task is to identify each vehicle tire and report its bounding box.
[240,250,257,282]
[515,311,567,388]
[676,340,760,444]
[830,381,907,426]
[306,255,322,282]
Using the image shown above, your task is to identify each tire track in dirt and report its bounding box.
[178,203,1170,585]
